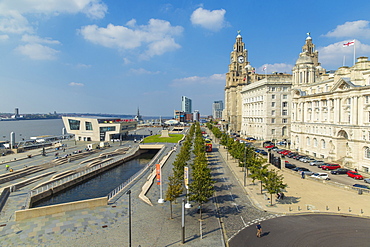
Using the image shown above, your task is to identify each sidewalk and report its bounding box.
[213,138,370,218]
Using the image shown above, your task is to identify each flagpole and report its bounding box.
[353,40,356,66]
[343,55,345,67]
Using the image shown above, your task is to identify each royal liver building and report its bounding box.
[291,35,370,172]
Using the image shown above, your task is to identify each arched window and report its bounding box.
[365,147,370,159]
[321,139,326,149]
[306,137,310,146]
[313,138,318,147]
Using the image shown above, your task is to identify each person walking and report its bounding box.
[5,164,9,171]
[256,222,262,238]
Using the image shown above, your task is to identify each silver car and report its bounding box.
[310,160,324,166]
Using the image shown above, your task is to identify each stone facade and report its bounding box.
[291,35,370,172]
[241,76,292,142]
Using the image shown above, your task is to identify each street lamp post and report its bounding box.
[244,146,247,186]
[127,190,132,247]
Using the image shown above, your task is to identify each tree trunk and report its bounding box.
[270,193,273,206]
[260,180,263,194]
[170,201,173,219]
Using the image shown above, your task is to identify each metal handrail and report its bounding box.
[30,146,140,197]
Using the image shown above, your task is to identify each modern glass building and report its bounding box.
[213,100,224,119]
[181,96,192,114]
[62,116,137,142]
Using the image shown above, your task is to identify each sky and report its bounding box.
[1,0,370,117]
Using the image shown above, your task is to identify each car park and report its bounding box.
[321,164,341,170]
[285,163,296,169]
[311,172,330,180]
[309,160,324,166]
[330,168,350,175]
[347,171,364,179]
[353,184,370,189]
[364,178,370,183]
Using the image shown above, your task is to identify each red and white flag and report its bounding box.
[262,66,267,71]
[343,40,355,47]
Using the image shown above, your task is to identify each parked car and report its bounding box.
[292,167,313,175]
[287,153,297,158]
[246,137,256,141]
[347,171,364,180]
[298,156,309,162]
[364,178,370,183]
[330,168,350,175]
[254,149,263,153]
[318,163,330,168]
[303,158,316,163]
[264,144,274,149]
[309,160,324,166]
[285,163,297,169]
[259,150,268,155]
[311,172,330,180]
[321,164,341,170]
[353,184,370,189]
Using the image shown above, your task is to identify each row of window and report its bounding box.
[271,102,288,108]
[271,118,288,123]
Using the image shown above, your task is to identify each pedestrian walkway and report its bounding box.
[212,137,370,218]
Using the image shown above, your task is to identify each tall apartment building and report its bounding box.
[291,34,370,172]
[181,96,192,114]
[212,100,224,119]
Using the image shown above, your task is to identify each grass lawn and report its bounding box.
[142,134,184,143]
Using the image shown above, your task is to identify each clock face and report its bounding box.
[238,56,244,63]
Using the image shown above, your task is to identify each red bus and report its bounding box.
[205,143,212,152]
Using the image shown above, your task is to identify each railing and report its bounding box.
[107,146,167,202]
[30,146,140,198]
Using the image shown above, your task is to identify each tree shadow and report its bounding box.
[276,196,301,204]
[213,183,235,191]
[217,204,246,217]
[213,193,240,203]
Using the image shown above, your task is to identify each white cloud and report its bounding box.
[129,68,160,75]
[21,34,60,44]
[79,19,183,58]
[0,34,9,40]
[324,20,370,39]
[15,43,59,60]
[69,82,84,87]
[76,63,91,69]
[190,7,226,32]
[318,40,370,68]
[171,74,225,87]
[258,63,293,74]
[0,0,107,34]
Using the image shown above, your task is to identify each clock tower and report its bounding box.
[224,31,254,133]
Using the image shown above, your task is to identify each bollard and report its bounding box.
[298,206,301,211]
[289,206,291,211]
[307,205,309,210]
[349,207,351,212]
[326,206,329,210]
[338,206,340,211]
[361,209,363,214]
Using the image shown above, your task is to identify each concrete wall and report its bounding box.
[15,197,107,221]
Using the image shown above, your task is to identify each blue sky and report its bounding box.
[1,0,370,117]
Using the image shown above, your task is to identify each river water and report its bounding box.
[0,119,64,142]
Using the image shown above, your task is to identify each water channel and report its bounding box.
[32,150,158,208]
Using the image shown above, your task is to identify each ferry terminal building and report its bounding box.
[62,116,137,142]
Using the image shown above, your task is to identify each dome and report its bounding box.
[296,54,313,65]
[245,64,253,70]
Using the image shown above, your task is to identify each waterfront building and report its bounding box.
[290,35,370,172]
[225,31,292,137]
[62,116,137,142]
[241,75,292,142]
[193,110,200,122]
[212,100,224,119]
[174,110,185,123]
[181,96,192,114]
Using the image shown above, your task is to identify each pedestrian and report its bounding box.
[6,164,9,171]
[256,222,262,238]
[301,171,305,179]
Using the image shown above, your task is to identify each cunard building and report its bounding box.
[291,34,370,172]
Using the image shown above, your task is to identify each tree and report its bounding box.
[249,163,269,193]
[263,170,287,206]
[165,174,183,219]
